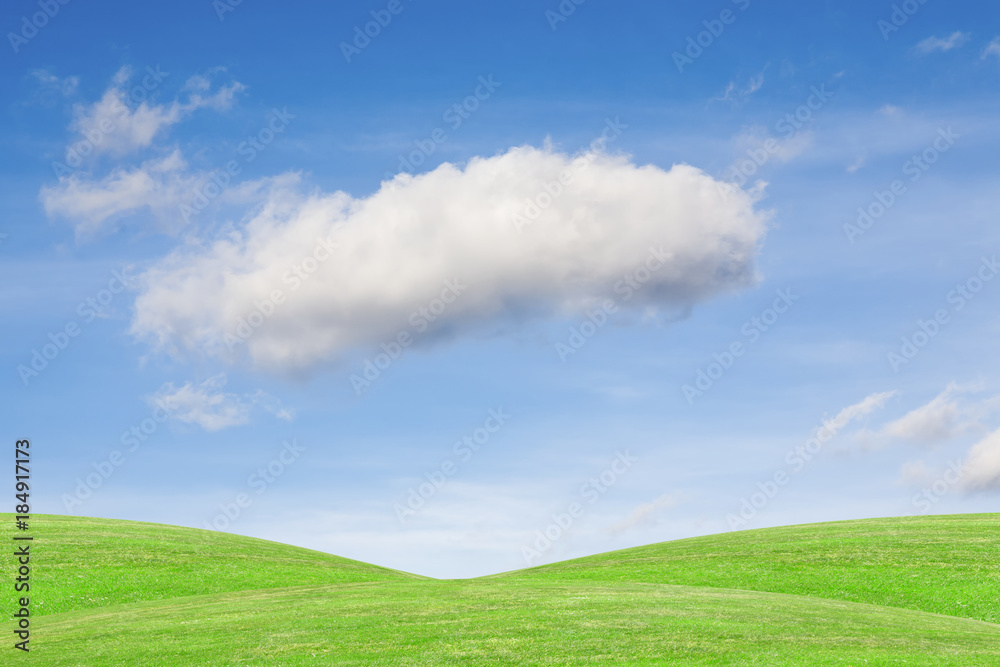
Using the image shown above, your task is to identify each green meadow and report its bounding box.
[5,513,999,665]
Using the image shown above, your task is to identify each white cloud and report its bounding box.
[66,66,243,158]
[898,459,933,486]
[855,383,998,450]
[878,104,902,117]
[825,391,897,435]
[29,69,78,97]
[40,151,198,237]
[915,31,971,54]
[131,144,768,372]
[731,127,814,167]
[983,37,1000,60]
[960,428,1000,492]
[879,383,985,445]
[609,493,684,534]
[713,70,765,105]
[846,155,866,173]
[146,373,292,432]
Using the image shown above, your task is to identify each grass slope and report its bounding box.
[499,514,1000,623]
[6,513,1000,665]
[4,514,420,616]
[24,581,1000,666]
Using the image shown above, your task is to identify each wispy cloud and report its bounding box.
[609,493,684,534]
[983,37,1000,60]
[845,154,867,174]
[853,383,998,450]
[914,31,970,54]
[146,373,292,432]
[29,69,79,97]
[713,70,766,105]
[40,150,197,237]
[66,66,243,158]
[826,391,898,435]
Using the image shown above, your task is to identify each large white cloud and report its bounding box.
[130,145,768,372]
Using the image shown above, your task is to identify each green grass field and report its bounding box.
[5,514,999,665]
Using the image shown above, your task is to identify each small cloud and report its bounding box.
[915,31,971,54]
[983,37,1000,60]
[846,155,867,174]
[880,383,973,445]
[848,382,1000,452]
[879,104,902,117]
[824,391,897,436]
[726,126,814,181]
[146,373,292,432]
[713,69,766,105]
[40,150,198,237]
[609,493,684,534]
[66,66,244,158]
[29,69,79,97]
[879,383,994,447]
[959,428,1000,492]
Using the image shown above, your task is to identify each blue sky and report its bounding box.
[3,0,1000,577]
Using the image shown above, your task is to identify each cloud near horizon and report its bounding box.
[130,145,769,373]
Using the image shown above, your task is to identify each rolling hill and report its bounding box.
[5,513,998,666]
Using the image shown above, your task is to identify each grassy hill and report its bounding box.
[17,515,420,616]
[29,581,1000,666]
[497,514,1000,623]
[5,513,999,665]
